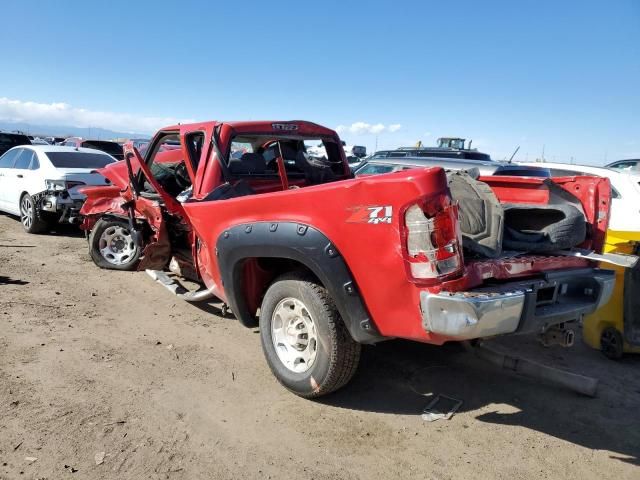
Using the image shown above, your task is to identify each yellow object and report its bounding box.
[583,230,640,357]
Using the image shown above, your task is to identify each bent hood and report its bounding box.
[92,160,132,189]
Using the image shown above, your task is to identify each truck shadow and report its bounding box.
[0,276,29,285]
[320,339,640,466]
[0,213,84,238]
[47,224,85,238]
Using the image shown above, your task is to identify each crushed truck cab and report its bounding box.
[79,120,620,397]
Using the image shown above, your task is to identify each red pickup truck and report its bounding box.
[79,120,616,397]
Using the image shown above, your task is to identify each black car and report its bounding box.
[61,137,125,160]
[0,132,31,156]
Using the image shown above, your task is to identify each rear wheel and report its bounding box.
[259,272,361,398]
[600,327,624,360]
[20,193,49,234]
[89,218,141,271]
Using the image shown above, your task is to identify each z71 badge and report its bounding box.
[346,205,393,224]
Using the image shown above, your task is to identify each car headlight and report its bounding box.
[45,179,66,191]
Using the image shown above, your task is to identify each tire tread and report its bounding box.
[261,272,361,398]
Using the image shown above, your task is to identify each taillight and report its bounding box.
[402,195,464,285]
[65,180,86,189]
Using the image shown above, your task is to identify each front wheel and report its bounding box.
[259,272,361,398]
[89,218,141,271]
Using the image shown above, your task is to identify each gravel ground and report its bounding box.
[0,212,639,479]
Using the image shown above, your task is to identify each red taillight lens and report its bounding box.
[402,195,464,285]
[65,181,86,190]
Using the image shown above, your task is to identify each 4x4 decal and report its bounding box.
[346,205,393,224]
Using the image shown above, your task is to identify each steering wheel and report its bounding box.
[174,162,191,189]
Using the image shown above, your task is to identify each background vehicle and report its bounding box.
[62,137,125,160]
[79,121,617,398]
[128,138,151,155]
[307,141,366,171]
[519,161,640,357]
[606,158,640,171]
[45,136,66,145]
[355,156,552,177]
[371,137,492,161]
[0,145,114,232]
[0,132,31,156]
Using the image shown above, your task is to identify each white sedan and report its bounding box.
[0,145,116,233]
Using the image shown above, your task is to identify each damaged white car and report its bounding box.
[0,145,115,233]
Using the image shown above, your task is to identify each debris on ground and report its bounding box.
[25,457,38,463]
[103,420,126,427]
[94,451,106,465]
[421,395,463,422]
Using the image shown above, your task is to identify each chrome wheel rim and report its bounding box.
[20,196,33,229]
[98,225,137,265]
[271,297,318,373]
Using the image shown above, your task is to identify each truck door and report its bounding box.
[122,132,192,270]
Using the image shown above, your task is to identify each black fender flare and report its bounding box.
[216,222,383,344]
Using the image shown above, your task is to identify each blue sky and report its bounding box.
[1,0,638,164]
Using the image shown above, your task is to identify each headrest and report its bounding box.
[229,152,266,174]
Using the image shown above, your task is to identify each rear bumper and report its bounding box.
[420,268,615,340]
[39,193,84,223]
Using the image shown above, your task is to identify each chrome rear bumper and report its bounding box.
[420,268,615,340]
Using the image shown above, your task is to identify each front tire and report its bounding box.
[89,218,141,271]
[259,272,361,398]
[20,193,49,234]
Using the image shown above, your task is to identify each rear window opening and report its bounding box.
[223,134,347,195]
[46,151,116,168]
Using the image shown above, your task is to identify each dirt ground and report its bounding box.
[0,213,639,480]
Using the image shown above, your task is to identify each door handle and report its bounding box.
[16,174,23,178]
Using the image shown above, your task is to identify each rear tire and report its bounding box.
[89,218,141,271]
[20,193,49,234]
[600,327,624,360]
[259,272,361,398]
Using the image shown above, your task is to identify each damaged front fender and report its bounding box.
[79,184,173,271]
